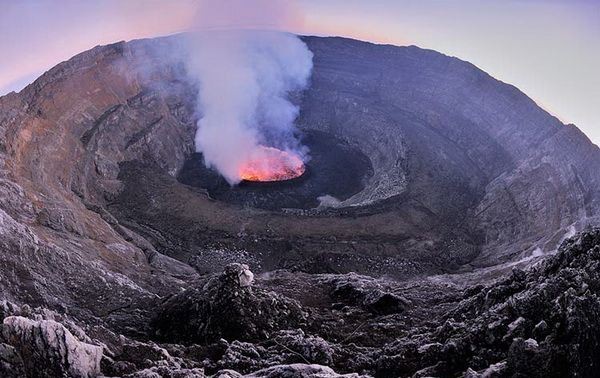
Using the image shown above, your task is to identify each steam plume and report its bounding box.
[187,0,313,184]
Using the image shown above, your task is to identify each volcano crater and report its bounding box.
[3,33,600,378]
[16,34,598,284]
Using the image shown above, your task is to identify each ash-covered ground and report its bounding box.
[0,35,599,377]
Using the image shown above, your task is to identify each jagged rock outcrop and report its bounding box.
[372,228,600,377]
[124,367,206,378]
[212,364,368,378]
[152,264,306,344]
[322,273,411,315]
[0,343,26,378]
[237,363,367,378]
[1,316,102,377]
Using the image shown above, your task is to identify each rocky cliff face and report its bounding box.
[0,35,599,377]
[298,37,600,266]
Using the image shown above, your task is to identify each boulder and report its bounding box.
[152,264,306,343]
[1,316,102,378]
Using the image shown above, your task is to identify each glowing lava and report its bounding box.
[239,146,305,182]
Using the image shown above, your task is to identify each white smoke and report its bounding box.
[186,0,313,184]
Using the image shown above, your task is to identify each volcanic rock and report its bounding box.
[152,264,306,343]
[124,366,206,378]
[371,228,600,377]
[1,316,102,378]
[324,273,410,315]
[239,363,367,378]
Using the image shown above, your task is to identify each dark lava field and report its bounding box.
[0,34,599,377]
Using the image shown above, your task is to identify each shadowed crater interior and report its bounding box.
[177,130,373,210]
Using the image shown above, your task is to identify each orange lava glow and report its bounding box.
[239,146,305,182]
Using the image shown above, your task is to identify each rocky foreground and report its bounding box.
[0,228,598,377]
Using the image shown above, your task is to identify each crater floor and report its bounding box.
[177,130,373,210]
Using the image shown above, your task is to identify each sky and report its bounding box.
[1,0,598,145]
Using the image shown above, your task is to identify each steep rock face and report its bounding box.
[0,38,198,325]
[298,36,600,264]
[473,123,600,265]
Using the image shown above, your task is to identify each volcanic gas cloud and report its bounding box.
[187,0,313,184]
